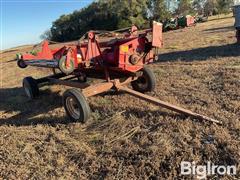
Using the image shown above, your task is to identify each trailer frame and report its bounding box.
[26,71,221,125]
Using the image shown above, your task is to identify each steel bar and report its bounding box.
[82,82,114,97]
[48,78,90,89]
[36,73,66,84]
[120,86,221,124]
[117,76,138,86]
[81,77,137,98]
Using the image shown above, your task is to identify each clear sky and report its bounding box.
[1,0,93,50]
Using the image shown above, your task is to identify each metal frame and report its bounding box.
[36,72,221,124]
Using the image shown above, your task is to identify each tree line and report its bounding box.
[41,0,233,42]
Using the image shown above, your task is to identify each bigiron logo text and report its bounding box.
[181,161,237,179]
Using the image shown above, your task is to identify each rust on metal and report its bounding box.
[82,82,114,97]
[45,74,221,124]
[119,86,221,124]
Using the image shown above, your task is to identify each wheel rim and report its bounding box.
[61,59,67,69]
[24,83,31,98]
[66,96,81,119]
[60,57,73,72]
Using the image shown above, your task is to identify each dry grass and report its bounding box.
[0,14,239,179]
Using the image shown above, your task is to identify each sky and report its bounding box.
[1,0,93,50]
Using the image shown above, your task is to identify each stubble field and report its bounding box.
[0,14,239,179]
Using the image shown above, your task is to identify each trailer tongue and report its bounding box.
[17,22,221,124]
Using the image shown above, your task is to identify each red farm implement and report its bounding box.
[17,22,221,124]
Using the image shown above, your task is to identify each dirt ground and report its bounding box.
[0,14,239,179]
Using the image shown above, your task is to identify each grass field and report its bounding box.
[0,14,239,179]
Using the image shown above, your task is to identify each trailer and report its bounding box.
[17,22,221,124]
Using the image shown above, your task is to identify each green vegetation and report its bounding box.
[42,0,233,42]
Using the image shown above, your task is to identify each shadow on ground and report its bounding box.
[0,87,70,126]
[204,26,235,33]
[0,85,191,127]
[159,43,240,62]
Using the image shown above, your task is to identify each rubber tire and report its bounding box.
[63,89,91,123]
[23,77,39,99]
[17,59,27,68]
[131,67,156,93]
[58,56,75,75]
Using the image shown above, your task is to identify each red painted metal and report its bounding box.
[152,21,163,48]
[22,40,53,60]
[18,22,163,75]
[84,31,102,66]
[186,15,195,27]
[18,22,221,125]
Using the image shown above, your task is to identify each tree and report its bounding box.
[217,0,233,14]
[175,0,194,15]
[48,0,152,42]
[44,0,235,42]
[204,0,218,16]
[40,29,52,40]
[192,0,206,15]
[147,0,171,22]
[109,0,149,28]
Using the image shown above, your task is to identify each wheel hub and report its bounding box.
[66,96,81,119]
[136,76,148,89]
